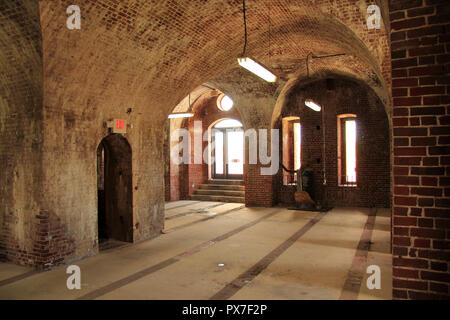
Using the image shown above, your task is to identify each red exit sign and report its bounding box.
[111,119,127,133]
[116,119,125,130]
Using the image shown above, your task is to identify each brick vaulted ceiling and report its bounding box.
[37,0,391,124]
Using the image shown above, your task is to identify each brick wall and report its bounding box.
[245,163,276,207]
[390,0,450,299]
[277,78,390,208]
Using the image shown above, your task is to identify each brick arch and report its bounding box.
[273,76,391,208]
[170,85,248,134]
[168,88,244,200]
[271,69,392,130]
[37,0,390,123]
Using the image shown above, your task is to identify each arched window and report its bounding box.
[211,119,243,179]
[213,118,242,128]
[217,94,234,111]
[282,116,301,185]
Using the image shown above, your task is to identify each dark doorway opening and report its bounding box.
[97,134,133,249]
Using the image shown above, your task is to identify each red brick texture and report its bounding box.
[390,0,450,300]
[1,209,75,269]
[245,163,276,207]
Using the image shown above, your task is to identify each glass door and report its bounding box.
[212,119,244,180]
[226,129,244,178]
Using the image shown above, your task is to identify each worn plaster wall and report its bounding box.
[38,1,167,263]
[0,0,46,266]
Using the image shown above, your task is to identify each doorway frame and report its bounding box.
[96,134,134,246]
[212,127,244,180]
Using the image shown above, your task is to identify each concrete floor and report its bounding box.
[0,201,392,300]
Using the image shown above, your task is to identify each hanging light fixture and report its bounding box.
[304,99,322,112]
[237,0,277,83]
[238,58,277,82]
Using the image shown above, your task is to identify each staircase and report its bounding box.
[190,179,245,203]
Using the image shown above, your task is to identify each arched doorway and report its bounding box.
[211,119,244,180]
[97,134,133,247]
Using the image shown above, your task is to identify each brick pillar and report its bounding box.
[245,164,275,207]
[390,0,450,299]
[244,129,276,207]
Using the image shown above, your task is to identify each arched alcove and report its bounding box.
[274,77,390,208]
[167,89,245,200]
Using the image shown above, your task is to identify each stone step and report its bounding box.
[198,184,245,191]
[194,189,245,197]
[206,179,244,186]
[189,194,245,203]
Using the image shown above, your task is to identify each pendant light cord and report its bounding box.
[241,0,248,57]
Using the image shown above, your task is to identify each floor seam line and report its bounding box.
[338,208,378,300]
[165,202,226,221]
[76,208,280,300]
[164,204,245,233]
[209,210,328,300]
[165,201,202,212]
[0,270,40,288]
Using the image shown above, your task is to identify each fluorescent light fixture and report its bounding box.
[305,99,322,112]
[168,113,194,119]
[237,57,277,83]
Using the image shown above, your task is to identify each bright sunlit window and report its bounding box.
[338,114,357,186]
[213,118,242,128]
[217,94,234,111]
[282,117,301,185]
[294,122,301,171]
